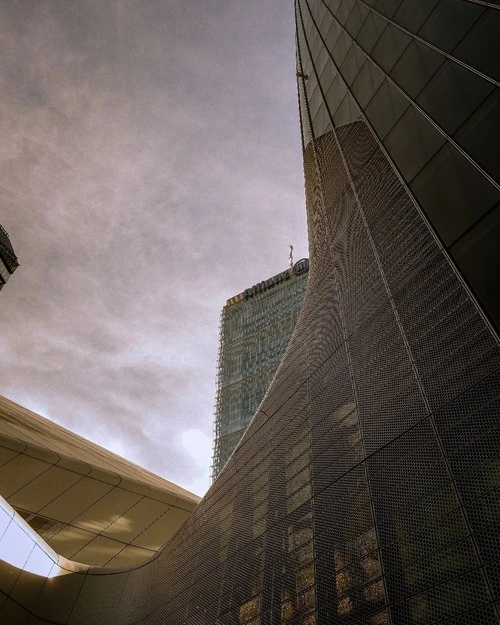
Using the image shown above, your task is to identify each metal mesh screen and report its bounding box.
[2,0,500,621]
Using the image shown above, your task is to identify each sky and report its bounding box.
[0,0,309,497]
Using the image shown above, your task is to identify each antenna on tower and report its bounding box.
[289,244,294,269]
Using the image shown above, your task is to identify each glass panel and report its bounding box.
[315,45,330,77]
[364,79,409,139]
[351,58,385,108]
[319,58,338,95]
[319,6,334,35]
[312,102,331,138]
[417,60,493,135]
[357,11,387,53]
[339,43,367,86]
[454,88,500,182]
[371,23,411,73]
[417,0,484,54]
[336,0,356,25]
[333,92,361,127]
[325,73,348,117]
[373,0,402,19]
[384,105,445,182]
[410,143,500,246]
[451,205,500,332]
[331,30,352,67]
[345,2,369,38]
[392,0,440,33]
[324,20,341,51]
[390,39,445,99]
[454,11,500,82]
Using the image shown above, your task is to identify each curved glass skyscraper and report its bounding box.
[1,2,499,624]
[295,0,499,332]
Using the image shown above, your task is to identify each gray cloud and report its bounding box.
[0,0,308,495]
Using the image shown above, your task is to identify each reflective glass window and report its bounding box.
[454,89,500,182]
[311,32,322,62]
[392,0,439,33]
[390,39,445,99]
[410,143,500,246]
[312,102,332,138]
[305,64,319,95]
[371,23,411,73]
[384,105,445,182]
[315,45,330,77]
[336,0,356,25]
[364,79,409,139]
[339,43,367,86]
[333,92,360,127]
[331,30,352,66]
[308,83,322,119]
[345,2,369,38]
[324,20,341,51]
[454,11,500,83]
[319,58,338,94]
[418,0,484,54]
[310,0,327,24]
[319,6,334,34]
[451,205,500,333]
[351,58,384,108]
[356,11,387,53]
[373,0,402,19]
[325,73,348,116]
[417,60,494,135]
[324,0,341,12]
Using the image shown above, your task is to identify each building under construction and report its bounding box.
[211,258,309,479]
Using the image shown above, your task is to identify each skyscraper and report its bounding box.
[295,0,499,332]
[2,2,500,624]
[0,225,18,292]
[212,259,309,479]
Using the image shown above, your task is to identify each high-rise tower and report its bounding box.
[293,2,500,622]
[212,259,309,479]
[295,0,499,332]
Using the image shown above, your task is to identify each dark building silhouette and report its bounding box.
[1,2,500,624]
[0,225,18,291]
[212,260,309,479]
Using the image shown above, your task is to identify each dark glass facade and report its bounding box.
[0,225,18,291]
[295,0,500,333]
[1,2,500,624]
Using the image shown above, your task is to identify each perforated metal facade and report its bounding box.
[212,264,309,479]
[1,1,500,623]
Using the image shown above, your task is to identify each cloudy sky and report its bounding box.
[0,0,308,496]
